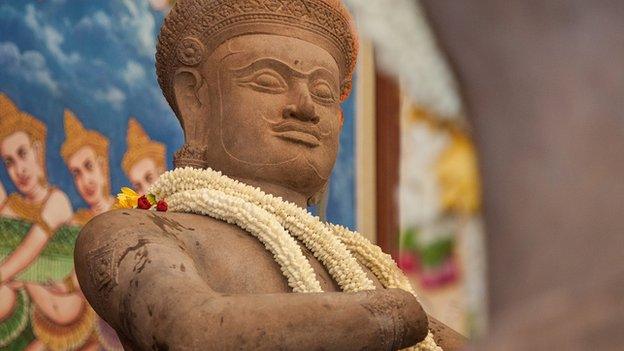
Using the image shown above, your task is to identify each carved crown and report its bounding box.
[156,0,359,118]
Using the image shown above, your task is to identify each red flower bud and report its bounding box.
[137,195,152,210]
[156,200,168,212]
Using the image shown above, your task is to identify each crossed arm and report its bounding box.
[75,215,429,351]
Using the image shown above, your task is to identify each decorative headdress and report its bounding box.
[61,110,111,195]
[156,0,359,118]
[0,93,47,147]
[122,118,167,176]
[61,110,109,163]
[0,93,48,178]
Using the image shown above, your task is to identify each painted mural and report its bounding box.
[0,1,357,349]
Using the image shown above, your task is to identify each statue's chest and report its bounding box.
[181,217,383,294]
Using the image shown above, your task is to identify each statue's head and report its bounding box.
[61,110,111,206]
[156,0,358,203]
[0,93,48,195]
[122,118,167,194]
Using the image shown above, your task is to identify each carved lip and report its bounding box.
[272,121,322,147]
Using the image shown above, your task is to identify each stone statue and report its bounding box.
[75,1,465,350]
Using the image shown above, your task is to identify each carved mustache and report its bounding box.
[270,120,324,140]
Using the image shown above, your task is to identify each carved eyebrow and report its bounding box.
[230,58,337,82]
[308,68,340,90]
[230,58,306,78]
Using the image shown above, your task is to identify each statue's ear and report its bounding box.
[173,67,210,137]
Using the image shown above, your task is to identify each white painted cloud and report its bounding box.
[76,10,112,30]
[24,4,80,64]
[0,41,59,94]
[120,0,156,58]
[94,86,126,110]
[121,60,146,85]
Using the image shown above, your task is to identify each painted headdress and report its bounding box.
[122,118,167,176]
[0,93,47,146]
[156,0,359,118]
[61,110,111,195]
[0,93,48,178]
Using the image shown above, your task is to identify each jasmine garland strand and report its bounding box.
[148,167,442,351]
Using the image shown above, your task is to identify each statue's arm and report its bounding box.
[75,213,429,351]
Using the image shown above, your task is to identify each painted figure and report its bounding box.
[0,93,74,349]
[61,110,115,226]
[58,109,123,351]
[122,118,167,195]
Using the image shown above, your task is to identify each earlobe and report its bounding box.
[173,67,210,137]
[338,110,345,130]
[173,68,205,113]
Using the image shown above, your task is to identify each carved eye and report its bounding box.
[254,73,283,88]
[240,70,287,93]
[311,81,336,102]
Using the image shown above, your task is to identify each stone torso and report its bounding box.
[111,209,383,295]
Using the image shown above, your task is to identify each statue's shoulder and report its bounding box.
[76,209,232,256]
[79,210,183,248]
[76,209,146,253]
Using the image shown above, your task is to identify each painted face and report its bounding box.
[68,146,107,206]
[0,131,44,195]
[128,158,162,195]
[201,34,343,196]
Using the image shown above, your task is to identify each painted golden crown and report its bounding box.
[61,109,109,163]
[156,0,359,116]
[0,93,47,144]
[122,118,166,175]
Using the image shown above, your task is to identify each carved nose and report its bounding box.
[282,92,319,123]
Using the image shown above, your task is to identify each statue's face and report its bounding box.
[193,34,343,197]
[0,131,44,195]
[128,158,162,195]
[68,146,107,206]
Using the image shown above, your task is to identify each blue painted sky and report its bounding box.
[0,0,355,229]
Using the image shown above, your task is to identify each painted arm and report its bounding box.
[0,190,72,283]
[0,182,5,205]
[75,218,429,351]
[25,281,85,325]
[0,225,49,283]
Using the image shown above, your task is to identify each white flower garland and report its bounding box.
[167,188,322,293]
[148,167,442,350]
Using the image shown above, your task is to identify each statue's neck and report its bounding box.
[233,177,308,209]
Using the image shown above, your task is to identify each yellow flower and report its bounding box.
[115,187,140,209]
[436,133,482,214]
